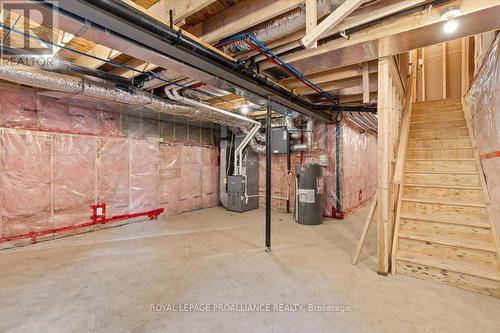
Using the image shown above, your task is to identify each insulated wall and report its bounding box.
[465,34,500,236]
[258,121,377,218]
[0,83,219,242]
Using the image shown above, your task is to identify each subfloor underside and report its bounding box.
[1,205,499,333]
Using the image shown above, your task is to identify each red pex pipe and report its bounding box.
[0,204,164,244]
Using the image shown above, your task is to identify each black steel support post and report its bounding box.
[286,141,291,213]
[265,102,272,251]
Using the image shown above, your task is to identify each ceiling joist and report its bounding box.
[301,0,365,49]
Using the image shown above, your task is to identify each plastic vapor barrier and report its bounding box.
[258,121,377,217]
[0,83,219,243]
[340,123,377,215]
[465,34,500,235]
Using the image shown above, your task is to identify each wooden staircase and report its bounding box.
[393,98,500,297]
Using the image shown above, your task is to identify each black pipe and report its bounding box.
[319,0,450,46]
[286,139,291,213]
[335,122,342,218]
[265,102,272,251]
[59,0,338,115]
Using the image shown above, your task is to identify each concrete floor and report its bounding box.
[1,205,499,333]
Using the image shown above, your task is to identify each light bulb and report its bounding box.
[443,19,458,34]
[240,105,250,114]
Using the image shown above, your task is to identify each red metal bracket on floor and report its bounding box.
[0,205,165,245]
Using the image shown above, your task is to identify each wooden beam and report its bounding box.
[280,61,377,89]
[305,0,318,49]
[293,73,377,95]
[188,0,304,43]
[301,0,365,48]
[108,59,158,78]
[73,44,122,69]
[260,0,500,71]
[340,92,377,104]
[362,62,369,103]
[152,0,217,24]
[240,0,429,60]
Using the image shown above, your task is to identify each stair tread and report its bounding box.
[399,212,490,228]
[405,170,478,175]
[409,136,470,141]
[397,251,500,281]
[398,231,496,252]
[411,110,465,121]
[407,147,474,150]
[411,118,465,125]
[406,158,475,161]
[402,197,486,207]
[404,183,482,190]
[410,126,468,132]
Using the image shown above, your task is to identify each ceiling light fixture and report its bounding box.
[441,6,461,34]
[239,105,250,115]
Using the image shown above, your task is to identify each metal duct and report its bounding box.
[291,118,314,152]
[220,126,229,208]
[285,115,301,139]
[238,126,266,154]
[248,137,266,154]
[0,64,83,92]
[165,87,260,128]
[0,62,248,127]
[220,0,345,55]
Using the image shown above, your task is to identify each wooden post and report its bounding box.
[421,48,426,101]
[305,0,318,49]
[352,195,377,265]
[362,62,370,103]
[461,38,470,96]
[442,42,447,99]
[377,57,391,274]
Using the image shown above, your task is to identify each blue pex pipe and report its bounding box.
[218,34,339,105]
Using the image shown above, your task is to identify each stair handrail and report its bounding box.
[390,55,417,274]
[393,59,417,185]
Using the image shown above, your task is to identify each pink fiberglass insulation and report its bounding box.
[39,96,73,132]
[68,105,99,135]
[465,34,500,236]
[180,145,202,212]
[258,122,376,217]
[323,123,337,217]
[0,83,220,243]
[53,135,96,229]
[202,146,219,208]
[98,110,121,136]
[39,97,100,135]
[258,154,292,210]
[142,118,159,138]
[0,131,51,237]
[125,116,143,138]
[131,139,159,212]
[341,123,377,214]
[0,84,38,128]
[96,138,130,216]
[159,144,182,216]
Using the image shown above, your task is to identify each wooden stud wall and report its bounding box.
[377,55,408,274]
